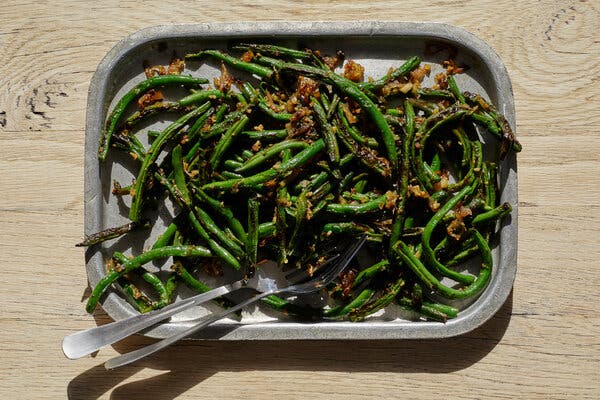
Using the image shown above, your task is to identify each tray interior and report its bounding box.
[85,22,517,340]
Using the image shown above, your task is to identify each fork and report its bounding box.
[103,235,365,369]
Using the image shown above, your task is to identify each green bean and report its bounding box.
[188,210,241,270]
[152,222,178,249]
[482,162,498,208]
[112,131,146,161]
[209,115,249,170]
[446,75,466,104]
[201,108,250,139]
[76,220,148,247]
[359,56,421,92]
[258,221,277,239]
[417,88,455,100]
[325,94,340,120]
[389,99,415,254]
[194,188,247,242]
[140,271,169,306]
[124,102,183,129]
[275,150,292,264]
[178,89,223,107]
[325,288,376,318]
[186,49,274,78]
[202,139,326,191]
[171,144,191,204]
[322,222,374,236]
[185,106,214,142]
[241,129,288,141]
[183,108,215,163]
[194,206,245,258]
[121,281,154,313]
[224,159,243,170]
[236,140,309,172]
[326,193,389,216]
[422,302,459,319]
[125,89,221,130]
[397,297,455,322]
[463,91,522,156]
[473,202,512,226]
[337,102,379,148]
[233,43,312,60]
[412,107,469,191]
[258,101,292,121]
[353,179,368,194]
[394,228,492,299]
[312,96,340,164]
[171,262,233,309]
[408,98,438,115]
[98,75,208,160]
[334,107,390,177]
[129,102,211,222]
[352,260,389,288]
[349,278,405,321]
[246,197,260,275]
[445,243,480,268]
[421,185,475,285]
[278,62,398,175]
[86,245,212,312]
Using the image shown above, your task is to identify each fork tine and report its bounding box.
[322,235,367,281]
[284,253,341,283]
[288,236,366,294]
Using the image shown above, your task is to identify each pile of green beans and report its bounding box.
[83,43,520,322]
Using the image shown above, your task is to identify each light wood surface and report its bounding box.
[1,1,599,399]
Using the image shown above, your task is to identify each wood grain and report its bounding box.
[1,1,599,399]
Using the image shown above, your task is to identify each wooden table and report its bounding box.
[1,1,598,398]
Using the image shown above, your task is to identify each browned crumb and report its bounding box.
[213,63,234,92]
[137,89,163,109]
[442,59,465,75]
[286,106,315,138]
[381,80,402,97]
[296,76,320,104]
[410,64,431,85]
[341,103,358,124]
[240,50,255,63]
[433,174,449,192]
[311,49,344,70]
[340,268,358,297]
[447,218,466,240]
[167,57,185,75]
[144,64,167,78]
[446,203,472,240]
[433,72,448,90]
[408,184,429,199]
[144,55,185,78]
[384,191,398,210]
[343,60,365,83]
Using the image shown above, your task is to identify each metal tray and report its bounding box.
[84,21,518,340]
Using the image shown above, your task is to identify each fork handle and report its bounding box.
[62,280,244,360]
[104,289,276,369]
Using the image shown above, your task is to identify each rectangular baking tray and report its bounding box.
[84,21,518,340]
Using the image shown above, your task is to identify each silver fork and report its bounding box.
[103,236,366,369]
[63,274,260,360]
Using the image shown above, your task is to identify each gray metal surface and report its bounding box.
[84,21,518,340]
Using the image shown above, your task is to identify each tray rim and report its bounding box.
[84,21,518,340]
